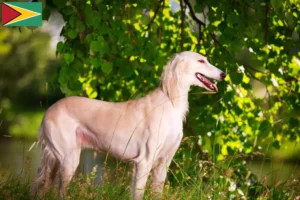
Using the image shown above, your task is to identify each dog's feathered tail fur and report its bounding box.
[31,125,60,197]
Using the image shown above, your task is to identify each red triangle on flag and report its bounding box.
[2,3,21,25]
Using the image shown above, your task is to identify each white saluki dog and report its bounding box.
[32,51,226,199]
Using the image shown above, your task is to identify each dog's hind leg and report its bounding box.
[58,148,81,199]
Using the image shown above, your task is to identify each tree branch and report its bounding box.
[183,0,223,47]
[120,0,128,22]
[244,65,265,74]
[245,66,263,83]
[147,0,164,31]
[180,0,186,51]
[79,15,88,43]
[242,0,254,9]
[264,2,269,44]
[183,0,206,26]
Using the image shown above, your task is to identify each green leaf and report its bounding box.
[84,5,95,27]
[42,7,51,21]
[259,120,271,137]
[120,65,134,77]
[58,66,71,85]
[69,15,77,28]
[227,146,235,155]
[63,5,74,16]
[90,40,104,52]
[272,140,280,149]
[73,58,84,74]
[76,51,85,62]
[85,34,93,43]
[233,105,243,116]
[64,53,74,65]
[230,73,243,85]
[277,20,284,26]
[68,79,82,91]
[57,42,64,53]
[101,62,113,74]
[76,21,85,33]
[53,0,67,9]
[90,57,101,69]
[87,87,98,99]
[67,29,77,39]
[271,0,282,10]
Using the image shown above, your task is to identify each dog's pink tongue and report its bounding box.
[210,83,218,91]
[196,73,218,91]
[204,80,218,92]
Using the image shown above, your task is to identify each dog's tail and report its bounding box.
[31,123,60,196]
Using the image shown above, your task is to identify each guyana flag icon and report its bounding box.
[2,2,42,26]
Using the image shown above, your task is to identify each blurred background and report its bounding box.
[0,8,108,183]
[0,0,299,196]
[0,7,63,178]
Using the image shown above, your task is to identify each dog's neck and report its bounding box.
[176,85,190,120]
[160,85,190,120]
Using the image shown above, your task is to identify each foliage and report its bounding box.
[44,0,300,160]
[0,27,60,106]
[0,26,63,134]
[3,108,45,139]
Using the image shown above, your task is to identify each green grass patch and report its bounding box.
[0,151,299,200]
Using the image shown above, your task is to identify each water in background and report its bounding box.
[0,138,107,183]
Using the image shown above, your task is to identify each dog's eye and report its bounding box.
[198,59,205,64]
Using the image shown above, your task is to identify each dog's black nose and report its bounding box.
[220,72,226,80]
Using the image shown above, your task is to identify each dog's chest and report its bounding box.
[159,113,183,152]
[159,128,183,156]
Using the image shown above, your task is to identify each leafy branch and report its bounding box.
[147,0,164,31]
[183,0,205,26]
[180,0,186,51]
[183,0,222,46]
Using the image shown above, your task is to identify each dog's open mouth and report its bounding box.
[195,72,218,91]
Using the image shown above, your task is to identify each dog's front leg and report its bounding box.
[151,160,169,198]
[131,161,152,200]
[151,135,182,199]
[151,155,175,199]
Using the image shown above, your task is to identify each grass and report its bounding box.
[1,109,300,199]
[0,148,299,200]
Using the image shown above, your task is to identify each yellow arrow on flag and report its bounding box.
[5,4,41,25]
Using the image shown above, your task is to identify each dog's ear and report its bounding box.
[161,54,186,106]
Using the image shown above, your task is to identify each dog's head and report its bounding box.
[179,51,226,91]
[161,51,226,104]
[161,51,226,93]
